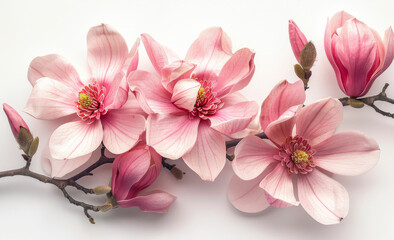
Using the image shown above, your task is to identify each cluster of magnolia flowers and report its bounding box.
[2,11,393,225]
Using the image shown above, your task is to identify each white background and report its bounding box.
[0,0,393,239]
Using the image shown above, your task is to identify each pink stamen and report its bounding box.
[76,82,107,124]
[189,80,223,120]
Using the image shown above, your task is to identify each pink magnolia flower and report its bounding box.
[128,28,259,181]
[111,144,176,212]
[289,20,308,63]
[228,80,380,225]
[325,11,394,97]
[24,24,145,177]
[3,103,30,138]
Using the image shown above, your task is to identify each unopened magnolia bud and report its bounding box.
[93,185,111,195]
[16,127,33,154]
[300,42,316,71]
[348,98,365,108]
[28,137,39,157]
[88,217,95,224]
[99,203,113,212]
[294,64,306,80]
[170,166,184,180]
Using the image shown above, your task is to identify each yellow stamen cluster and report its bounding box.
[291,150,309,163]
[197,88,206,102]
[79,93,93,108]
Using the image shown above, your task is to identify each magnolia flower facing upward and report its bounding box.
[111,144,176,212]
[129,28,259,181]
[24,24,146,178]
[325,11,394,97]
[228,80,380,225]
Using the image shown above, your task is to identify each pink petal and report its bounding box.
[124,38,140,76]
[368,27,394,91]
[227,174,270,213]
[171,79,201,111]
[41,141,93,178]
[27,54,83,90]
[185,27,232,80]
[117,190,176,212]
[260,80,305,131]
[214,48,255,97]
[111,146,151,200]
[296,98,343,146]
[289,20,308,62]
[182,121,226,181]
[264,192,294,208]
[49,120,103,159]
[141,33,179,75]
[86,24,128,105]
[3,103,30,138]
[232,135,277,180]
[24,78,77,120]
[313,131,380,176]
[146,114,200,159]
[128,70,181,114]
[162,60,196,93]
[209,101,259,136]
[101,109,145,155]
[298,169,349,225]
[264,106,298,146]
[324,11,354,94]
[335,19,379,97]
[259,163,298,206]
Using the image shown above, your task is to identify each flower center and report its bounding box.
[189,79,223,120]
[274,135,316,174]
[76,82,107,124]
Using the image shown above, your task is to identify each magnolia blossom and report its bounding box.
[129,28,259,181]
[228,80,380,225]
[111,144,176,212]
[325,11,394,97]
[289,20,308,62]
[24,24,145,177]
[3,103,30,138]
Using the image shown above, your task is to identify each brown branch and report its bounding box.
[339,83,394,118]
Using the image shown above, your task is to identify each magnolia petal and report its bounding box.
[227,174,270,213]
[298,169,349,225]
[264,106,298,146]
[111,147,152,200]
[215,48,255,96]
[128,70,181,114]
[49,120,103,159]
[324,11,354,93]
[260,163,298,206]
[296,98,342,146]
[146,114,200,159]
[260,80,305,131]
[183,122,226,181]
[41,141,93,178]
[162,60,196,92]
[24,78,77,120]
[3,103,30,138]
[117,190,177,212]
[124,38,140,76]
[171,79,201,111]
[264,192,294,208]
[209,101,259,136]
[185,27,232,79]
[27,54,83,90]
[314,131,380,176]
[141,33,179,74]
[289,20,308,62]
[102,109,145,155]
[232,135,277,180]
[87,24,128,99]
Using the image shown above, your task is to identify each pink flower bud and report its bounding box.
[289,20,308,62]
[325,11,394,97]
[111,145,176,213]
[3,103,30,138]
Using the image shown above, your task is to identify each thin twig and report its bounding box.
[339,83,394,118]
